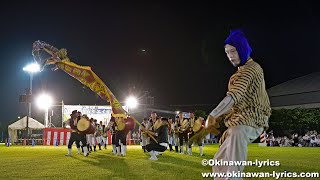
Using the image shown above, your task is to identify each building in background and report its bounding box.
[268,72,320,109]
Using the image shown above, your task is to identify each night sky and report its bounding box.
[0,1,319,126]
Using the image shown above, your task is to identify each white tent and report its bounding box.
[8,116,45,144]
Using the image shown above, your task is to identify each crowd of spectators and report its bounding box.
[267,130,320,147]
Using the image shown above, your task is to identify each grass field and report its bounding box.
[0,144,319,180]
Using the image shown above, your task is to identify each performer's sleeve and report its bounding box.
[226,68,255,105]
[209,96,234,118]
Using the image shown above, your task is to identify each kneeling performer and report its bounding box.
[145,117,169,160]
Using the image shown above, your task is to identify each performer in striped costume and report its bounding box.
[206,29,271,179]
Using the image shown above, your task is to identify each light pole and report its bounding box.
[23,63,40,139]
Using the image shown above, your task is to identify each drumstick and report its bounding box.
[133,117,158,144]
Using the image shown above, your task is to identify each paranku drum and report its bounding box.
[115,117,135,131]
[77,116,95,134]
[193,118,205,133]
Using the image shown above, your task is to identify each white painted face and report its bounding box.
[225,44,241,67]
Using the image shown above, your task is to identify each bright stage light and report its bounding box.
[36,94,53,109]
[23,63,40,73]
[126,96,138,109]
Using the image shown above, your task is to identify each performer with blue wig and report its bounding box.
[206,29,271,179]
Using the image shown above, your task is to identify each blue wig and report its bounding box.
[224,29,252,66]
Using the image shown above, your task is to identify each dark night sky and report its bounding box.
[0,1,319,126]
